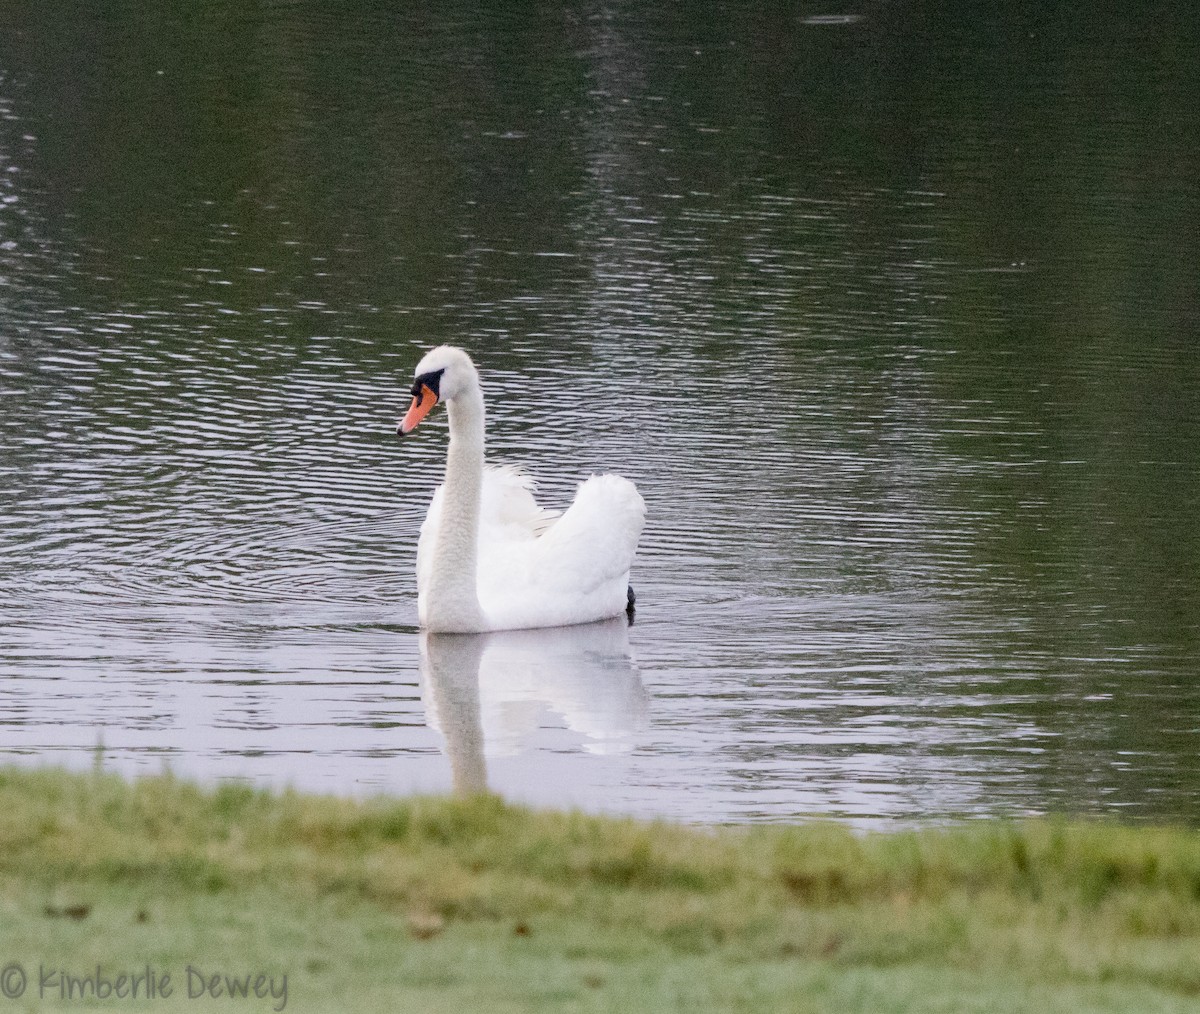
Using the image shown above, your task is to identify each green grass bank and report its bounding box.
[1,767,1199,1013]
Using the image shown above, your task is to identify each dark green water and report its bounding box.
[1,3,1198,823]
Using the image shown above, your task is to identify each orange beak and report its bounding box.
[398,384,438,435]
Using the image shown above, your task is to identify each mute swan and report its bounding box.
[397,346,645,633]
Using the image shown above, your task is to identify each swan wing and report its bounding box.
[480,463,561,538]
[417,464,559,599]
[534,474,644,594]
[477,473,645,628]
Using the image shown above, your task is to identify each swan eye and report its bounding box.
[411,369,444,400]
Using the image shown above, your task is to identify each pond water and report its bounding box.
[1,3,1198,825]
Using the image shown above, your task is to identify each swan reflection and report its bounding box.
[419,618,648,794]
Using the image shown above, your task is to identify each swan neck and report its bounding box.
[428,383,486,629]
[445,386,485,501]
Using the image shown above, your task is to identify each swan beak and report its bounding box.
[397,384,438,436]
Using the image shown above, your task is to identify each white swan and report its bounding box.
[397,346,645,633]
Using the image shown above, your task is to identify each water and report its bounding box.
[1,3,1198,825]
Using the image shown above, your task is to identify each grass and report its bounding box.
[1,767,1199,1012]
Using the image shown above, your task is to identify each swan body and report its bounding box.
[398,346,645,633]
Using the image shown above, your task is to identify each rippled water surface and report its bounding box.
[2,4,1199,824]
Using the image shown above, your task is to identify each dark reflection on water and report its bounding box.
[0,3,1198,824]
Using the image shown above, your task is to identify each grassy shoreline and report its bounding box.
[1,767,1199,1012]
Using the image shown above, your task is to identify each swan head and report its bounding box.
[397,346,479,436]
